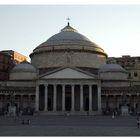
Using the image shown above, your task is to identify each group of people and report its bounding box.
[111,111,140,128]
[21,119,30,125]
[111,111,118,119]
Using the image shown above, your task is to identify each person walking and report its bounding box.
[27,119,30,125]
[112,112,115,119]
[21,120,25,125]
[137,117,140,128]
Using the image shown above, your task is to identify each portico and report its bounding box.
[35,67,102,115]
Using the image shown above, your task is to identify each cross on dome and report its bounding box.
[66,17,70,26]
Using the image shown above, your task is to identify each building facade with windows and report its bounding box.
[107,55,140,81]
[0,23,140,116]
[0,50,27,81]
[0,51,15,81]
[2,50,27,64]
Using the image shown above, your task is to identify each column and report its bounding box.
[44,84,48,111]
[20,95,23,110]
[97,83,102,114]
[89,85,92,111]
[80,85,83,111]
[136,94,139,113]
[132,95,135,111]
[129,95,131,113]
[71,85,75,111]
[35,85,39,111]
[62,85,65,111]
[53,84,57,111]
[113,95,116,109]
[28,95,31,107]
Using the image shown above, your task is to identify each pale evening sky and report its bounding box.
[0,5,140,61]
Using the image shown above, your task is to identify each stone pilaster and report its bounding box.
[71,85,75,111]
[80,85,83,111]
[44,84,48,111]
[62,85,65,111]
[28,95,31,107]
[97,83,101,114]
[89,85,92,111]
[20,95,23,109]
[53,84,57,111]
[35,85,39,111]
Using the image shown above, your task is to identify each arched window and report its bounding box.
[134,72,138,77]
[128,72,131,78]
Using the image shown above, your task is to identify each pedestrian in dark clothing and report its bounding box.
[27,119,30,125]
[137,118,140,128]
[21,120,24,125]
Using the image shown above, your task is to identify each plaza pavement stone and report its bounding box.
[0,115,140,136]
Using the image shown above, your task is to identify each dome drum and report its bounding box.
[31,50,106,69]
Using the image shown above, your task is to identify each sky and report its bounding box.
[0,5,140,61]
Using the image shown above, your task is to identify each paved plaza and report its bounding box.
[0,115,140,136]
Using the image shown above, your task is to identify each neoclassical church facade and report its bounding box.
[0,22,140,115]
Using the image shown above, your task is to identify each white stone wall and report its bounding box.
[131,81,140,86]
[100,72,128,80]
[0,81,35,87]
[10,72,37,80]
[5,81,36,87]
[101,81,130,87]
[31,51,106,69]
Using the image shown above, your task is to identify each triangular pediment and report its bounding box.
[40,67,97,79]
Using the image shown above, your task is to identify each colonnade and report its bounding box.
[35,84,101,113]
[101,94,140,115]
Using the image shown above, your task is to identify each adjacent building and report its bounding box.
[107,55,140,81]
[0,51,15,80]
[0,50,27,81]
[2,50,27,64]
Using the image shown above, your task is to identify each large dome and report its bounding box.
[34,23,104,53]
[34,23,106,55]
[30,23,107,69]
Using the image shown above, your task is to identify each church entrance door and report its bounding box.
[85,98,89,111]
[65,85,71,111]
